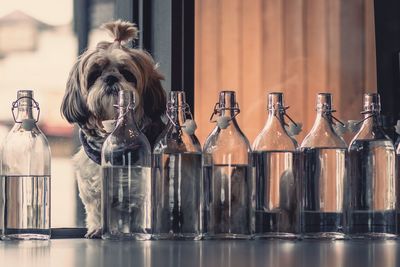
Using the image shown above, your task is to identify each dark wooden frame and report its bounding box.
[374,0,400,137]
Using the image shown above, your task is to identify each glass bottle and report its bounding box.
[203,90,252,239]
[252,92,299,239]
[348,93,396,239]
[153,91,202,240]
[300,93,347,239]
[101,90,152,240]
[1,90,51,240]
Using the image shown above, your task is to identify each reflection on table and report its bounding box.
[0,239,398,267]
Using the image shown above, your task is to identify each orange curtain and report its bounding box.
[195,0,376,145]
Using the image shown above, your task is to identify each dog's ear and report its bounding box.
[61,61,90,125]
[143,69,166,120]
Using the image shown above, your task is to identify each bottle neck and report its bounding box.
[220,108,237,118]
[316,109,333,121]
[16,105,34,122]
[117,105,140,131]
[359,111,383,134]
[168,106,186,127]
[219,108,240,130]
[310,109,337,136]
[265,109,286,131]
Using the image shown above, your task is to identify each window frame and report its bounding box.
[374,0,400,139]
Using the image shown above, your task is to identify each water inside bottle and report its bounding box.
[203,164,252,239]
[2,175,50,240]
[253,151,298,239]
[153,152,202,240]
[301,147,346,239]
[348,140,396,238]
[102,166,152,240]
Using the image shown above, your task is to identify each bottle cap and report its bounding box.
[268,92,284,111]
[22,119,36,131]
[316,93,332,111]
[363,93,381,113]
[285,122,302,136]
[17,90,34,107]
[169,91,186,107]
[182,119,197,134]
[218,90,236,109]
[217,116,231,129]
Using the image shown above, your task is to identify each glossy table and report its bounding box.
[0,239,399,267]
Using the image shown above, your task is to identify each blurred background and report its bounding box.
[0,0,115,228]
[0,0,378,228]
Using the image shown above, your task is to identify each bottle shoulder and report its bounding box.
[203,124,251,153]
[252,127,297,151]
[3,124,51,152]
[2,124,51,175]
[301,121,347,149]
[103,130,151,153]
[153,125,202,154]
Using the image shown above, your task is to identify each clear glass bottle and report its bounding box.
[348,93,396,239]
[153,91,202,240]
[101,90,152,240]
[300,93,347,239]
[203,90,252,239]
[1,90,51,240]
[252,92,298,239]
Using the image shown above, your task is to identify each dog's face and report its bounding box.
[61,21,166,137]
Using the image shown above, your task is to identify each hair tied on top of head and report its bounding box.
[101,20,139,45]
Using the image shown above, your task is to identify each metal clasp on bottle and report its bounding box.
[166,102,193,128]
[209,102,240,123]
[12,96,40,123]
[113,103,135,119]
[270,102,298,127]
[318,104,345,127]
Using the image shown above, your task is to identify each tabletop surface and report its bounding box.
[1,238,400,267]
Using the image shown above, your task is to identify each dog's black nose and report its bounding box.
[105,86,119,95]
[104,75,119,86]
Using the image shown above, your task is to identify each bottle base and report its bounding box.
[301,232,346,240]
[102,233,151,241]
[254,232,298,240]
[2,233,50,241]
[152,233,202,241]
[202,233,251,240]
[2,228,51,240]
[348,232,397,240]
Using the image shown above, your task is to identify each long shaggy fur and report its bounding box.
[61,21,166,237]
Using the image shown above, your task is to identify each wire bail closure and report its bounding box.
[12,96,40,123]
[318,104,345,126]
[357,108,380,126]
[270,103,298,127]
[209,102,240,123]
[113,103,136,120]
[166,102,194,128]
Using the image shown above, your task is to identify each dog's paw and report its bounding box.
[85,228,102,239]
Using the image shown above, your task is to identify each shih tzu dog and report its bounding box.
[61,20,166,238]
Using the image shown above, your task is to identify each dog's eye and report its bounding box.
[87,70,102,88]
[120,69,137,84]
